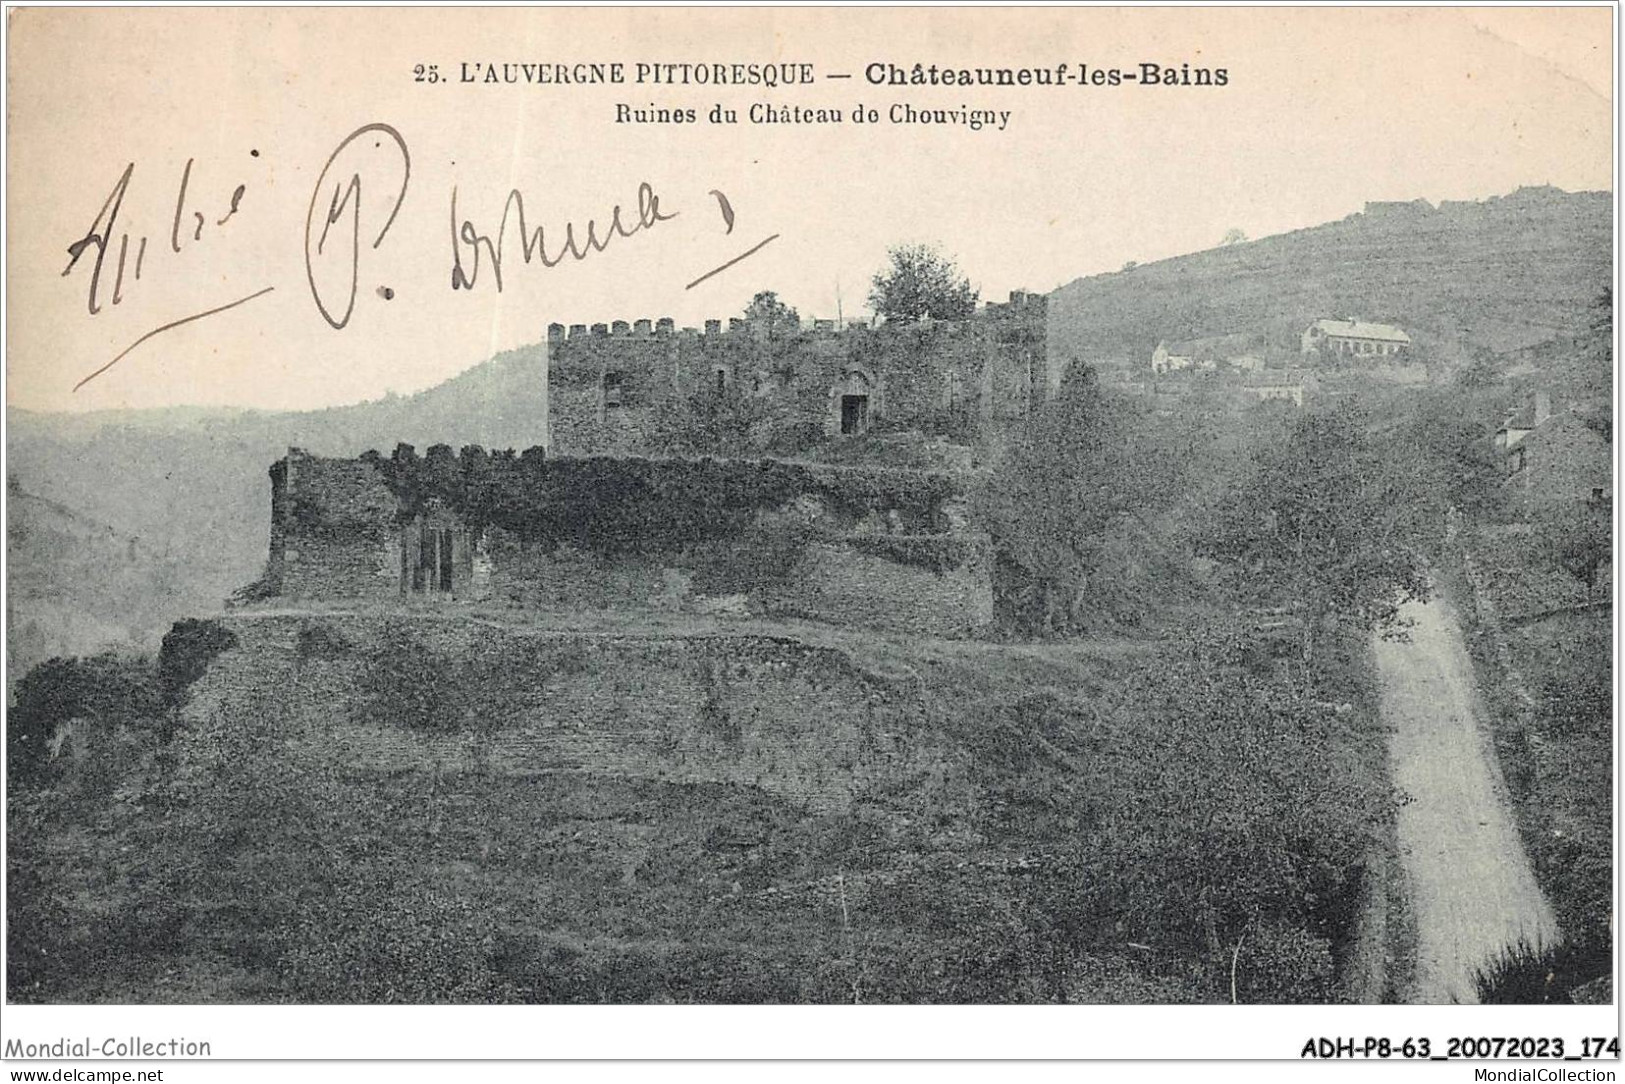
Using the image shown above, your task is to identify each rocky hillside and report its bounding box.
[5,478,197,676]
[9,610,1392,1004]
[1047,186,1611,378]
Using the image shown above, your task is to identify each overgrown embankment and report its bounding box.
[1439,526,1612,999]
[9,608,1392,1004]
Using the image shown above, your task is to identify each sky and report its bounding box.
[4,6,1613,414]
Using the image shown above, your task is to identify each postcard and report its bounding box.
[2,4,1616,1070]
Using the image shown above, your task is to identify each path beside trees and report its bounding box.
[1376,595,1558,1003]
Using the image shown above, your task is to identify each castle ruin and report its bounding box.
[246,292,1054,637]
[260,446,993,637]
[546,290,1047,455]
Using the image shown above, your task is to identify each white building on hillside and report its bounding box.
[1301,318,1412,360]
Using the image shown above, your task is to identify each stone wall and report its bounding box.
[190,614,973,816]
[268,452,401,601]
[482,534,688,613]
[260,447,994,638]
[769,538,994,638]
[474,531,994,638]
[545,294,1046,456]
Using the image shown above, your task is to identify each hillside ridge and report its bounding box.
[1046,185,1611,379]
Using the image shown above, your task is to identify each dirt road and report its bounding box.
[1375,595,1559,1004]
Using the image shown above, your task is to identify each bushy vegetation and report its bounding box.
[1474,938,1599,1004]
[981,365,1433,648]
[1500,614,1612,989]
[157,619,239,710]
[7,652,160,788]
[1533,505,1611,599]
[989,624,1387,1003]
[978,365,1208,636]
[869,244,979,322]
[1446,478,1611,997]
[1205,407,1432,685]
[366,443,963,552]
[8,652,167,997]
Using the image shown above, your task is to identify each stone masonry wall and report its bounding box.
[262,447,993,638]
[546,295,1046,457]
[269,452,401,601]
[478,530,993,638]
[769,539,994,638]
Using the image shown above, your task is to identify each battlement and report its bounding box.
[549,318,679,341]
[543,290,1041,347]
[543,288,1048,456]
[549,314,835,341]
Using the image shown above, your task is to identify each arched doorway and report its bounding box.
[830,368,875,436]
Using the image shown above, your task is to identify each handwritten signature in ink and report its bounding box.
[62,122,780,391]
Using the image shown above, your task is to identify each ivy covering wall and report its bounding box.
[359,444,965,555]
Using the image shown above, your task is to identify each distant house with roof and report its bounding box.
[1150,341,1196,373]
[1151,332,1263,374]
[1242,370,1317,408]
[1496,392,1611,512]
[1493,392,1550,456]
[1301,318,1413,361]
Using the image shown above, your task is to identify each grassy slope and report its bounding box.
[1047,188,1610,373]
[9,606,1391,1005]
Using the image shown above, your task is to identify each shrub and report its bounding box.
[8,654,160,787]
[158,619,239,710]
[1473,938,1604,1004]
[362,444,964,552]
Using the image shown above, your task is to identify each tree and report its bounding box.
[1458,348,1501,389]
[868,244,978,322]
[979,363,1214,636]
[1387,387,1507,523]
[1535,504,1611,599]
[742,290,800,339]
[977,365,1129,635]
[1208,408,1431,688]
